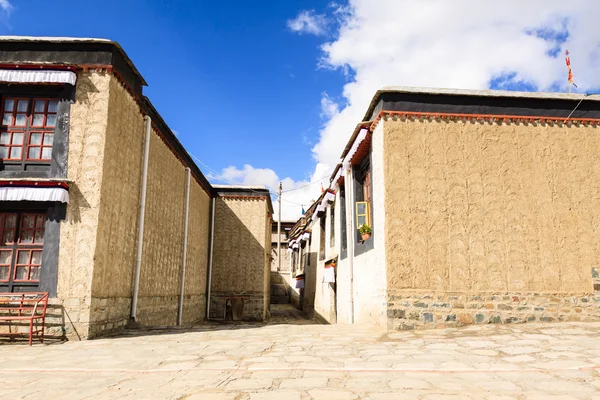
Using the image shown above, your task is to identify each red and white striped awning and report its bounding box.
[0,181,69,203]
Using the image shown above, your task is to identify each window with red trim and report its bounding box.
[14,249,42,282]
[0,212,45,288]
[1,97,57,163]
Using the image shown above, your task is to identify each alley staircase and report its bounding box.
[270,272,289,304]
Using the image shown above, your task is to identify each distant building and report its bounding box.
[289,87,600,329]
[0,37,272,339]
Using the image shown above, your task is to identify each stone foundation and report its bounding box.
[387,291,600,330]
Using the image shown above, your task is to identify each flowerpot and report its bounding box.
[361,233,371,241]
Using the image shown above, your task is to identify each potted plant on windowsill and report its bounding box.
[359,224,372,242]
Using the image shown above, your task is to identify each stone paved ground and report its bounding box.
[1,304,600,399]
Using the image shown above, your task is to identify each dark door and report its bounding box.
[0,211,46,292]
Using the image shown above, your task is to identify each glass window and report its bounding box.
[1,97,58,164]
[0,212,46,289]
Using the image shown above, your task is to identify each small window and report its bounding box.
[340,185,347,254]
[1,97,58,166]
[356,201,370,229]
[330,201,335,248]
[319,216,326,260]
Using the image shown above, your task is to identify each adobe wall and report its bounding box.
[210,196,270,321]
[88,75,211,335]
[57,71,112,339]
[383,117,600,329]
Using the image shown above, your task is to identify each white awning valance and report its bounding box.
[0,187,69,203]
[0,69,77,85]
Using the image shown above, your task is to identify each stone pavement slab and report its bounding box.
[0,305,599,399]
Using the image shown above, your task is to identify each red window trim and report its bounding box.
[1,96,57,163]
[18,213,45,245]
[0,249,12,282]
[0,131,25,161]
[13,248,42,282]
[26,131,53,161]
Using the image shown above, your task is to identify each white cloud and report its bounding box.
[209,165,329,221]
[216,1,600,223]
[311,0,600,169]
[287,10,328,36]
[0,0,12,13]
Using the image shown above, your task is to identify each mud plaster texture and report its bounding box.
[382,117,600,329]
[210,197,270,321]
[57,71,112,339]
[55,73,210,339]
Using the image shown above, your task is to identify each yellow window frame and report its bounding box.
[355,201,370,229]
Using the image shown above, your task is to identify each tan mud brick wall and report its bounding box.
[89,75,145,336]
[210,197,269,321]
[135,129,211,326]
[383,117,600,329]
[181,183,211,323]
[57,71,112,339]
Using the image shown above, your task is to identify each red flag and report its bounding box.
[565,50,577,88]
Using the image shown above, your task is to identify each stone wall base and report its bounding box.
[209,292,266,321]
[88,296,131,338]
[387,291,600,330]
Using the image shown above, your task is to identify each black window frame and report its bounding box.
[339,184,348,259]
[353,155,374,256]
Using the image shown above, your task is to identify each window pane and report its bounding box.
[5,215,16,228]
[16,100,28,112]
[32,114,44,126]
[4,99,14,111]
[12,132,23,144]
[17,251,29,264]
[357,215,366,227]
[15,114,26,125]
[35,216,44,228]
[29,133,42,145]
[0,267,8,281]
[34,230,44,244]
[41,147,51,160]
[0,132,9,144]
[28,147,40,159]
[22,215,34,228]
[0,250,11,264]
[43,133,54,145]
[15,266,27,280]
[0,147,8,158]
[29,267,40,281]
[48,100,58,113]
[2,230,14,244]
[10,147,22,159]
[34,100,45,112]
[20,230,33,243]
[2,113,11,125]
[45,114,56,127]
[31,250,42,265]
[357,203,367,214]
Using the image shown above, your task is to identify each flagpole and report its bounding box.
[277,182,282,272]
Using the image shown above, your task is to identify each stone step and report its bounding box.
[270,284,287,297]
[270,296,290,304]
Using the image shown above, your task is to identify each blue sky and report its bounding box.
[3,1,599,220]
[1,0,343,182]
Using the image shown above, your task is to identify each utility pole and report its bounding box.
[277,182,282,272]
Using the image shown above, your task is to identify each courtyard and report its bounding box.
[0,304,599,399]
